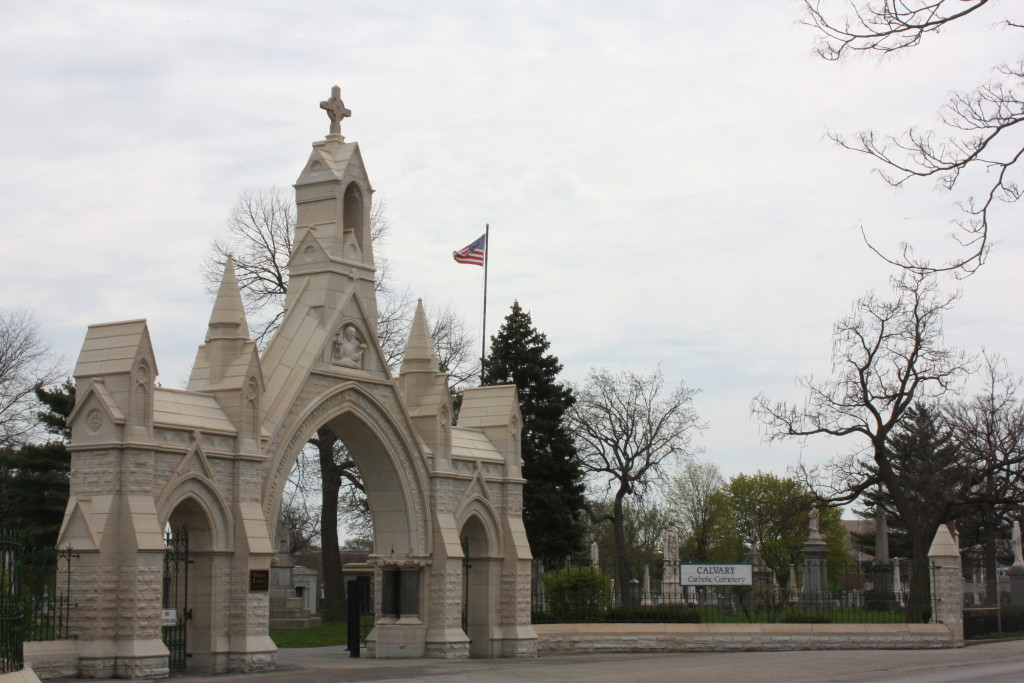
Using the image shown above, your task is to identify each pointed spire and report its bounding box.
[206,256,249,341]
[399,299,439,375]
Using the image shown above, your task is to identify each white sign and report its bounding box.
[679,563,753,586]
[162,608,178,627]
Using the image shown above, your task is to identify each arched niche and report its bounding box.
[342,181,366,257]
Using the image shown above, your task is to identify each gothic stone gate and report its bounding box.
[57,88,536,678]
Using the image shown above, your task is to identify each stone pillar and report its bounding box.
[928,524,964,647]
[868,505,896,610]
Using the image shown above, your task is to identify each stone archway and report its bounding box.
[58,87,536,678]
[262,383,431,560]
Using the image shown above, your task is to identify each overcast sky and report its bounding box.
[2,1,1022,499]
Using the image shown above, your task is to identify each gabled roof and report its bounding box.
[451,427,504,462]
[153,388,237,435]
[458,385,520,429]
[73,319,155,378]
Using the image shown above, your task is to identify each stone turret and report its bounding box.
[188,257,265,452]
[396,300,454,470]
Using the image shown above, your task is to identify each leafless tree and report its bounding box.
[945,352,1024,603]
[753,270,974,619]
[0,309,63,450]
[568,366,705,594]
[803,0,1024,275]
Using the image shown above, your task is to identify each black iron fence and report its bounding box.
[21,546,75,642]
[532,562,936,625]
[0,529,76,674]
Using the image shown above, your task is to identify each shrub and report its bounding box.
[964,606,1024,638]
[781,611,832,624]
[542,566,611,623]
[605,604,701,623]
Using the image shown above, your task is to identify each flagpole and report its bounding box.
[481,223,489,384]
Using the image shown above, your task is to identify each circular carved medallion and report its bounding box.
[86,409,103,433]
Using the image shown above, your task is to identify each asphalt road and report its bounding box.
[50,640,1024,683]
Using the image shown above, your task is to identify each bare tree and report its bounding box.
[752,270,972,620]
[803,0,1024,275]
[0,309,63,450]
[945,352,1024,603]
[568,366,705,594]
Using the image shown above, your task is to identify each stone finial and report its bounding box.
[320,85,351,137]
[928,523,960,558]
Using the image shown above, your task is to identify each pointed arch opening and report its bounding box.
[342,181,366,259]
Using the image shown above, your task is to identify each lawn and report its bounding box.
[269,619,365,648]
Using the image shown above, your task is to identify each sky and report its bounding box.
[2,1,1022,505]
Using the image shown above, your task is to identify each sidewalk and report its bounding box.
[47,641,1024,683]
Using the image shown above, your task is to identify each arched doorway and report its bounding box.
[458,510,499,658]
[159,478,231,673]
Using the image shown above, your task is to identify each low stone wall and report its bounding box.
[0,668,42,683]
[22,642,78,680]
[534,623,958,654]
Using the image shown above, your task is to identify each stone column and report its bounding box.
[799,509,829,610]
[928,524,964,647]
[868,507,896,611]
[1009,521,1024,607]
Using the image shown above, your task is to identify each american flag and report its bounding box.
[452,234,486,266]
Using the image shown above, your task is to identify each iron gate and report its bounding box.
[461,536,470,636]
[162,526,189,671]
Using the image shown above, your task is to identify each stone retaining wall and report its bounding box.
[534,623,958,654]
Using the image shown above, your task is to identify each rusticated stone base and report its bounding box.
[534,623,959,655]
[227,652,276,672]
[115,656,168,680]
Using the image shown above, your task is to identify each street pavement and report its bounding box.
[49,640,1024,683]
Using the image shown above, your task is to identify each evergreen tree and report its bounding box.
[483,301,585,564]
[0,380,73,548]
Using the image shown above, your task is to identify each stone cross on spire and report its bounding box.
[320,85,351,137]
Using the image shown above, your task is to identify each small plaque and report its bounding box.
[249,569,270,592]
[162,608,178,627]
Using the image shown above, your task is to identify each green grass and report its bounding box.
[270,615,374,648]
